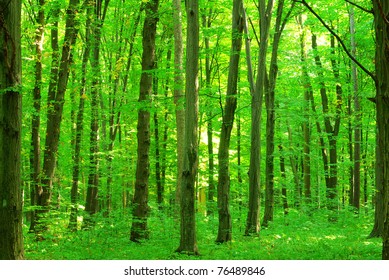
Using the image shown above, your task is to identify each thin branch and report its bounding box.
[345,0,373,14]
[298,0,377,83]
[248,15,260,46]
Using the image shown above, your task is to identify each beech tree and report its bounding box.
[0,0,24,259]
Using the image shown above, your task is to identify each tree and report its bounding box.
[372,0,389,260]
[176,0,199,255]
[246,0,274,236]
[216,0,244,243]
[173,0,185,206]
[0,0,24,259]
[36,0,81,234]
[130,0,159,242]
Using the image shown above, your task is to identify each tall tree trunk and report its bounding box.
[85,0,110,223]
[263,0,292,227]
[0,0,24,259]
[130,0,159,242]
[311,34,341,216]
[29,0,45,232]
[297,15,311,204]
[216,0,244,243]
[246,0,273,236]
[69,3,93,231]
[173,0,185,207]
[37,0,80,234]
[201,8,216,215]
[176,0,199,254]
[349,6,361,211]
[372,0,389,260]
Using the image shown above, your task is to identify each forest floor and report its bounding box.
[24,207,381,260]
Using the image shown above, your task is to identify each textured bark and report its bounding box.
[130,0,159,242]
[176,0,199,254]
[0,0,24,259]
[216,0,244,243]
[372,0,389,260]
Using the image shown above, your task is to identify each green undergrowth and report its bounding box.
[24,207,381,260]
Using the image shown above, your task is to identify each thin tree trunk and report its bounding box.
[176,0,199,254]
[29,0,45,232]
[278,145,289,215]
[84,0,110,223]
[173,0,185,207]
[263,0,292,227]
[216,0,244,243]
[130,0,159,242]
[349,6,361,211]
[297,15,311,204]
[246,0,274,236]
[69,4,93,231]
[0,0,24,259]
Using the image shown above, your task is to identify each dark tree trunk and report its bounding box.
[0,0,24,259]
[130,0,159,242]
[176,0,199,255]
[37,0,80,234]
[372,0,389,260]
[216,0,244,243]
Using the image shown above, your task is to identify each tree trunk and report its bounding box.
[130,0,159,242]
[0,0,24,259]
[372,0,389,260]
[311,34,341,216]
[69,4,93,231]
[297,15,311,204]
[216,0,244,243]
[37,0,80,234]
[173,0,185,207]
[176,0,199,254]
[349,6,361,211]
[245,0,273,236]
[263,0,291,227]
[29,0,45,232]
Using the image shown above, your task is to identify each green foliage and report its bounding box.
[24,208,381,260]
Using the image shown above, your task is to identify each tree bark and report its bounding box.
[0,0,24,259]
[372,0,389,260]
[130,0,159,242]
[216,0,244,243]
[176,0,199,254]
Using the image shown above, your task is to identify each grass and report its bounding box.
[23,207,382,260]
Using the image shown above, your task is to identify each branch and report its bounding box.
[345,0,373,14]
[298,0,377,83]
